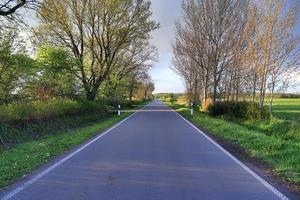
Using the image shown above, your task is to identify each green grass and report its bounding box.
[0,113,131,189]
[168,98,300,190]
[267,98,300,122]
[241,98,300,144]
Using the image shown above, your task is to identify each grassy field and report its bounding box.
[167,98,300,191]
[267,98,300,122]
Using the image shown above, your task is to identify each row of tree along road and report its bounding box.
[172,0,300,119]
[0,0,158,148]
[0,0,158,104]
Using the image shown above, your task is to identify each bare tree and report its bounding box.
[0,0,27,16]
[172,0,211,105]
[173,0,248,106]
[244,0,300,118]
[127,68,149,101]
[266,1,300,116]
[0,0,39,21]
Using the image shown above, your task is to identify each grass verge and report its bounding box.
[0,112,131,189]
[168,102,300,193]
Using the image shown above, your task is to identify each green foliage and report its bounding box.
[155,93,181,102]
[36,45,75,73]
[266,98,300,122]
[207,101,227,116]
[277,93,300,98]
[0,99,108,146]
[99,78,130,102]
[27,45,80,100]
[36,0,158,101]
[207,101,269,120]
[168,93,176,103]
[0,99,107,123]
[0,24,36,104]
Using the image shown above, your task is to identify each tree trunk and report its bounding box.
[212,72,218,106]
[202,75,208,103]
[213,83,217,106]
[252,73,257,104]
[258,88,264,119]
[193,77,200,106]
[144,86,148,99]
[259,76,267,119]
[128,77,135,101]
[203,86,207,103]
[86,90,97,101]
[269,84,275,118]
[0,135,6,148]
[234,71,239,105]
[129,88,133,101]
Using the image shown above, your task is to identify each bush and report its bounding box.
[0,99,109,147]
[201,98,213,112]
[208,101,228,116]
[208,101,269,120]
[277,93,300,98]
[0,99,108,123]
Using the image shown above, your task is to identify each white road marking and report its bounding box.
[1,104,148,200]
[171,108,289,200]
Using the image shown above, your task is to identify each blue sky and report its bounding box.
[149,0,300,94]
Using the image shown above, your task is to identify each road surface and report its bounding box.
[1,101,287,200]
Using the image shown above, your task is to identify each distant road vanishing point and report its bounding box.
[1,101,287,200]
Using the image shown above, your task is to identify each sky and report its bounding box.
[149,0,300,94]
[149,0,184,94]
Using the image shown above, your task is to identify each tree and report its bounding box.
[135,76,155,100]
[173,0,300,120]
[104,39,157,99]
[244,0,300,118]
[173,0,248,106]
[0,0,27,16]
[28,45,80,100]
[0,0,39,24]
[36,0,159,101]
[127,68,149,101]
[264,1,300,116]
[0,23,35,104]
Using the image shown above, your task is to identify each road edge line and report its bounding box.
[171,108,289,200]
[1,103,150,200]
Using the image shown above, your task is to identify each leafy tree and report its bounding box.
[29,45,80,100]
[36,0,159,101]
[0,21,35,104]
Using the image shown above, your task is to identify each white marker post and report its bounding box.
[118,105,121,116]
[190,103,194,116]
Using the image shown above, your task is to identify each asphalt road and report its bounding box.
[1,101,287,200]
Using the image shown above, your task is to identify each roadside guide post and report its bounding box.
[118,105,121,116]
[190,103,193,116]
